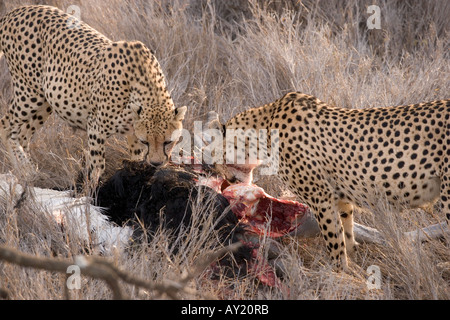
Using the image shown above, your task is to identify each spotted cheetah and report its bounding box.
[208,91,450,270]
[0,5,187,182]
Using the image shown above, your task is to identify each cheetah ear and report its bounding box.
[207,111,225,135]
[174,106,187,121]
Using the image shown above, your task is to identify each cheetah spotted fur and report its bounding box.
[209,91,450,270]
[0,5,187,181]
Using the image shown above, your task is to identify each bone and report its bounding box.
[0,174,132,254]
[289,213,448,245]
[353,223,386,245]
[404,222,449,242]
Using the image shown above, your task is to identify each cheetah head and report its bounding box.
[207,112,261,184]
[118,41,187,167]
[133,105,187,166]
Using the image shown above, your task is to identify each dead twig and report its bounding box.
[0,242,240,300]
[0,245,123,299]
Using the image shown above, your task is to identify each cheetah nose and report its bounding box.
[150,161,163,167]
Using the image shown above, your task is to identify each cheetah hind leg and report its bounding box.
[1,117,38,179]
[0,97,13,148]
[17,101,52,154]
[440,169,450,226]
[0,114,10,151]
[3,125,37,179]
[0,113,29,169]
[2,100,51,179]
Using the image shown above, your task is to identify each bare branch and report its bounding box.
[0,245,124,299]
[0,243,240,300]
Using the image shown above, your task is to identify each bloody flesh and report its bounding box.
[222,183,310,238]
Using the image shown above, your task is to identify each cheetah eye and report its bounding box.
[139,140,149,146]
[163,140,173,147]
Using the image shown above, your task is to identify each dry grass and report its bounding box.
[0,0,449,300]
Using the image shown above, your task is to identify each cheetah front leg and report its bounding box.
[86,118,107,185]
[308,190,349,271]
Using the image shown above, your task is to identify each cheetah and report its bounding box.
[208,91,450,270]
[0,5,187,182]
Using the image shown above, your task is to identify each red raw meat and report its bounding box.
[185,159,311,288]
[242,240,284,289]
[222,184,310,238]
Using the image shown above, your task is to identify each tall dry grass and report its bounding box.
[0,0,449,299]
